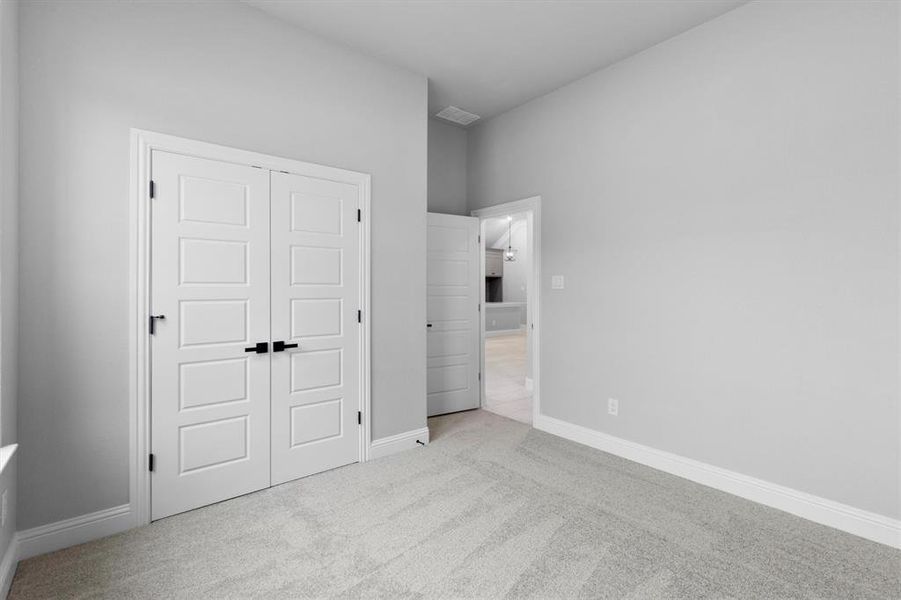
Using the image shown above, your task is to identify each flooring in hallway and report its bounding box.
[484,330,532,424]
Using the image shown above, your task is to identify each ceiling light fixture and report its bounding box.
[504,216,517,262]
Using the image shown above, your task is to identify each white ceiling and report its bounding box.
[246,0,747,123]
[484,215,526,249]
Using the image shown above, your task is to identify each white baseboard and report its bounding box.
[13,428,425,561]
[0,535,17,599]
[17,504,133,560]
[369,427,430,460]
[534,414,901,549]
[485,327,524,338]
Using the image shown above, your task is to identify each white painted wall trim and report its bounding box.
[17,504,133,561]
[0,445,16,478]
[485,327,525,338]
[369,427,430,460]
[472,197,541,425]
[0,446,18,598]
[534,414,901,549]
[129,129,372,528]
[0,535,17,599]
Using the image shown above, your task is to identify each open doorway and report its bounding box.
[473,197,541,425]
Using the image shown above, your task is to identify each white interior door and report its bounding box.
[427,213,480,416]
[270,171,361,485]
[150,151,271,520]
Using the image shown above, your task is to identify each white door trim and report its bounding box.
[471,196,541,424]
[129,129,372,527]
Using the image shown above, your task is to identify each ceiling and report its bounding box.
[246,0,747,124]
[484,215,526,249]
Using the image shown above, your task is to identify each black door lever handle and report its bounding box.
[149,315,166,335]
[273,341,299,352]
[244,342,269,354]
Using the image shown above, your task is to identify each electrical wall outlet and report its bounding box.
[551,275,565,290]
[608,398,619,416]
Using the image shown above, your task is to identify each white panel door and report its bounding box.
[427,213,480,416]
[151,151,271,520]
[270,171,360,485]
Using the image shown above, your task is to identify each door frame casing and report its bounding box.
[128,129,372,527]
[471,196,541,424]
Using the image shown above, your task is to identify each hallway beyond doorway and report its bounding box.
[484,331,531,424]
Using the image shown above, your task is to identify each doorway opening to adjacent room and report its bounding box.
[473,197,540,425]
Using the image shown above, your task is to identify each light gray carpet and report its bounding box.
[10,410,901,599]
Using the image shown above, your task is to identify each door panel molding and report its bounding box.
[150,151,271,520]
[129,129,371,527]
[271,171,361,485]
[426,213,480,416]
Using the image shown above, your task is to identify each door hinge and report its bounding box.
[478,372,481,381]
[149,180,155,199]
[148,453,155,472]
[478,303,481,312]
[478,234,481,244]
[357,411,362,425]
[357,310,362,323]
[357,209,361,222]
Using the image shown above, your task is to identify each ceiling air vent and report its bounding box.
[436,106,480,126]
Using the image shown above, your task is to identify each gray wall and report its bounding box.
[485,305,522,333]
[1,0,18,448]
[427,118,467,215]
[468,0,899,518]
[19,0,427,529]
[0,0,18,558]
[496,218,528,305]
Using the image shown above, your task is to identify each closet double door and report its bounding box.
[150,151,361,520]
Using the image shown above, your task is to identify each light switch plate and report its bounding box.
[551,275,565,290]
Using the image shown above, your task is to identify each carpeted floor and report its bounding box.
[9,410,901,599]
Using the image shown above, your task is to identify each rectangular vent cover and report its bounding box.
[436,106,480,126]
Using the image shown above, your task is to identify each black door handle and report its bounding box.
[149,315,166,335]
[426,323,432,328]
[244,342,269,354]
[273,341,299,352]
